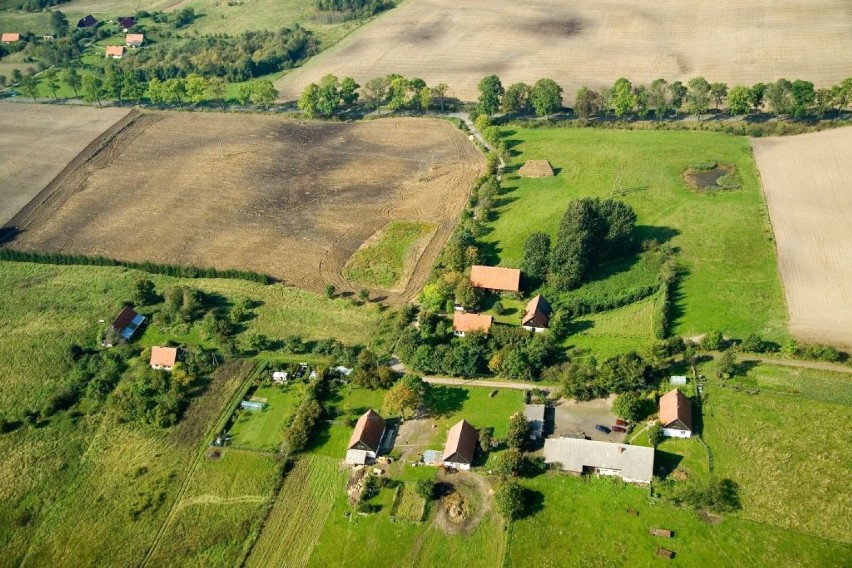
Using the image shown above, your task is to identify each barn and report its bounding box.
[442,419,478,470]
[346,409,386,465]
[469,265,521,293]
[544,437,655,484]
[659,388,693,438]
[109,306,145,343]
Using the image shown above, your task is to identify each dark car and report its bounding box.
[612,426,626,433]
[595,424,611,434]
[615,419,628,427]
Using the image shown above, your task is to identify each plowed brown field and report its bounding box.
[7,112,484,302]
[752,127,852,347]
[275,0,852,103]
[0,103,130,226]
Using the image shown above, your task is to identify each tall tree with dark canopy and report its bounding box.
[530,78,563,116]
[522,232,551,280]
[477,74,503,117]
[687,77,711,121]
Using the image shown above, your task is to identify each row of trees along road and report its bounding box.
[298,73,451,116]
[477,74,852,121]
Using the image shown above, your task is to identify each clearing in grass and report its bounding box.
[343,220,437,290]
[228,385,303,451]
[484,128,786,347]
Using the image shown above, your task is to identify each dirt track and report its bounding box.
[752,127,852,348]
[276,0,852,103]
[8,112,484,302]
[0,103,129,226]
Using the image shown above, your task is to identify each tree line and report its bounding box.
[476,74,852,121]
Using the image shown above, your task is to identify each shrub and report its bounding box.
[740,333,766,353]
[700,331,725,351]
[506,412,529,449]
[647,422,663,447]
[414,479,434,500]
[612,391,642,422]
[494,480,524,521]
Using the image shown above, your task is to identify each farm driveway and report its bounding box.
[551,396,624,442]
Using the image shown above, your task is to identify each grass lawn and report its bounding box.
[228,385,303,451]
[565,295,660,358]
[343,220,436,289]
[148,448,280,566]
[427,385,525,441]
[486,128,787,346]
[508,473,848,567]
[702,365,852,542]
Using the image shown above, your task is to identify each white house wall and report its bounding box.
[662,427,691,438]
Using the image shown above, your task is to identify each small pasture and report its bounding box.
[7,113,484,302]
[343,220,437,290]
[275,0,852,102]
[228,385,302,451]
[483,127,787,347]
[0,103,129,226]
[752,127,852,347]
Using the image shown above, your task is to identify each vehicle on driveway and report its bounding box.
[595,424,611,434]
[615,419,628,427]
[612,426,626,433]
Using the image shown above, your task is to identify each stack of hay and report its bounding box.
[518,160,554,177]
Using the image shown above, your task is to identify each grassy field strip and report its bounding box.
[140,364,258,567]
[343,221,437,289]
[246,455,344,567]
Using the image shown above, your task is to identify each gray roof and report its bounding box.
[524,404,545,435]
[423,449,442,465]
[345,449,368,465]
[543,437,655,483]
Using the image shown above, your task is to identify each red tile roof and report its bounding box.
[348,409,385,453]
[150,346,178,368]
[125,33,144,45]
[1,33,21,42]
[452,312,493,334]
[659,389,692,430]
[470,265,521,292]
[105,45,124,57]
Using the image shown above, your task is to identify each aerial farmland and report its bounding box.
[0,0,851,566]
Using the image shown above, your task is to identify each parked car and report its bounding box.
[612,426,626,433]
[615,419,628,427]
[595,424,611,434]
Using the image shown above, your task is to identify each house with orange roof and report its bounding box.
[1,33,20,43]
[442,420,478,470]
[659,388,693,438]
[105,45,124,58]
[150,346,178,371]
[452,312,493,337]
[125,33,144,47]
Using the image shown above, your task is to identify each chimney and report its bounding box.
[617,446,625,454]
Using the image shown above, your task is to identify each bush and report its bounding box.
[800,343,842,362]
[414,479,434,500]
[740,333,766,353]
[494,480,524,521]
[648,422,663,447]
[700,331,725,351]
[612,392,642,422]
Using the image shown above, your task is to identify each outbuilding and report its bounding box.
[109,306,145,344]
[524,404,546,440]
[125,33,144,47]
[442,420,478,470]
[105,45,124,58]
[77,15,98,28]
[1,33,21,43]
[659,388,693,438]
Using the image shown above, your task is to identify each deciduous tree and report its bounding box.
[727,85,752,116]
[522,232,551,280]
[611,77,635,117]
[530,78,562,117]
[477,74,503,117]
[687,77,711,121]
[574,86,600,119]
[502,82,530,114]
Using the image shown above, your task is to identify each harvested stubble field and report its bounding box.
[8,112,484,302]
[751,127,852,348]
[275,0,852,103]
[0,103,130,226]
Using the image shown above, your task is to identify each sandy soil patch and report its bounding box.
[276,0,852,103]
[0,103,130,226]
[7,112,484,303]
[752,127,852,347]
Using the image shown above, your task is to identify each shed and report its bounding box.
[521,295,552,332]
[1,33,20,43]
[670,375,687,385]
[423,449,442,465]
[150,346,178,371]
[524,404,545,440]
[659,388,693,438]
[125,33,144,47]
[543,437,655,484]
[105,45,124,58]
[469,265,521,293]
[110,306,145,343]
[347,409,386,461]
[272,371,289,383]
[345,449,368,465]
[442,420,478,470]
[240,400,265,410]
[452,312,493,337]
[518,160,554,177]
